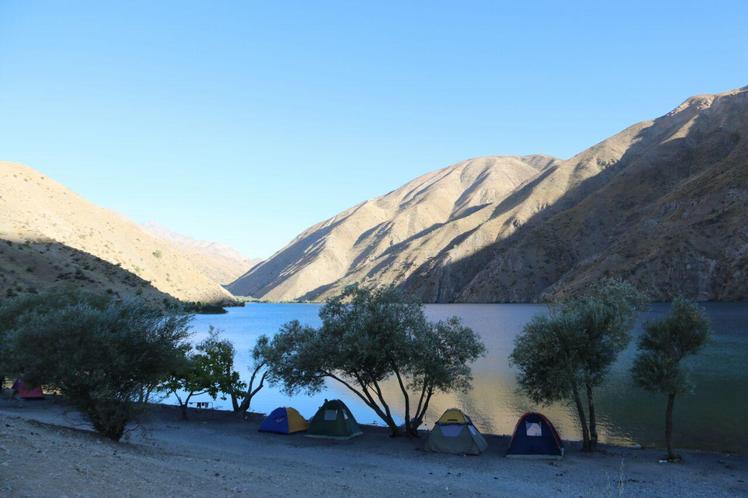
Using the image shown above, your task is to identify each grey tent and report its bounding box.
[306,399,363,440]
[424,408,488,455]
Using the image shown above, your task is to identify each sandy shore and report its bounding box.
[1,397,746,497]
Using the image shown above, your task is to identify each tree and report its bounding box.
[510,279,646,451]
[258,285,485,437]
[3,293,191,441]
[233,336,269,414]
[164,328,248,419]
[631,298,710,461]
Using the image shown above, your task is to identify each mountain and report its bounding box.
[0,162,237,304]
[142,222,260,285]
[228,155,561,300]
[229,86,748,303]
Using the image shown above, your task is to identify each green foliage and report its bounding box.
[163,327,245,419]
[258,285,485,436]
[510,279,647,451]
[631,297,711,460]
[0,288,110,376]
[1,291,191,441]
[632,298,711,395]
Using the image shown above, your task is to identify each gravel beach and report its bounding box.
[1,398,746,497]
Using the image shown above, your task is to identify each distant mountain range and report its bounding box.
[142,222,260,285]
[0,163,251,305]
[229,85,748,303]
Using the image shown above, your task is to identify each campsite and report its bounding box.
[3,2,748,496]
[1,396,746,497]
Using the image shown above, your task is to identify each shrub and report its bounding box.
[1,291,191,441]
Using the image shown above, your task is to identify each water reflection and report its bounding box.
[188,302,748,453]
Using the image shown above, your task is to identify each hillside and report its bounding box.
[227,155,560,300]
[230,85,748,303]
[142,222,260,285]
[0,162,237,304]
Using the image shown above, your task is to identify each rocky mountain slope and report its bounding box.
[228,155,560,300]
[142,222,260,285]
[230,86,748,303]
[0,162,237,304]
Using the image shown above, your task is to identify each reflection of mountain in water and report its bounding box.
[327,370,628,446]
[190,302,748,454]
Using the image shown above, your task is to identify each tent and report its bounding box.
[506,412,564,459]
[11,379,44,400]
[424,408,488,455]
[306,399,363,440]
[258,407,309,434]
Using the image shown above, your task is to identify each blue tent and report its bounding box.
[258,407,309,434]
[506,412,564,459]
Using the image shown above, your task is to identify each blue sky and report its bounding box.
[1,1,746,257]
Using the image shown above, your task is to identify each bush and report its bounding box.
[1,291,191,441]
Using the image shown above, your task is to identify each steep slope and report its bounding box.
[449,87,748,302]
[0,162,237,304]
[228,155,560,300]
[230,85,748,303]
[142,222,260,285]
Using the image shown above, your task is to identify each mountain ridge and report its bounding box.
[230,85,748,303]
[0,162,239,304]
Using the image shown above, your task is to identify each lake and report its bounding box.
[183,302,748,453]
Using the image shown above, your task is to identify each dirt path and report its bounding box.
[1,399,746,497]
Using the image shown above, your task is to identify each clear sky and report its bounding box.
[1,1,746,258]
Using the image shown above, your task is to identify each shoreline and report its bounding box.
[2,397,746,496]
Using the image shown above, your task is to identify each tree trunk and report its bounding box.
[665,392,676,460]
[586,382,598,450]
[572,384,591,452]
[326,371,400,436]
[410,386,434,437]
[392,367,412,436]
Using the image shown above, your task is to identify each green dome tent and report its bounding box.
[424,408,488,455]
[306,399,363,440]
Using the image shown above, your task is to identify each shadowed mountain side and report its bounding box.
[0,238,174,303]
[412,87,748,302]
[0,162,237,305]
[228,156,559,301]
[296,121,652,302]
[229,85,748,303]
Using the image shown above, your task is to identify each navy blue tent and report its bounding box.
[506,412,564,459]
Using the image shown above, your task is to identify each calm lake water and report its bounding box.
[182,302,748,453]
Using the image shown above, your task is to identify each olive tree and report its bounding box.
[235,336,269,414]
[510,279,646,451]
[3,293,191,441]
[161,327,239,419]
[164,327,266,418]
[631,298,710,461]
[257,285,485,437]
